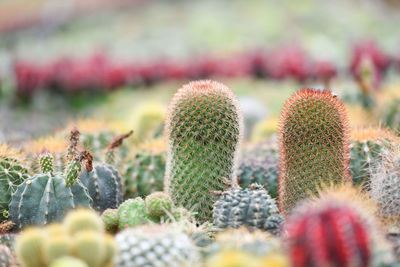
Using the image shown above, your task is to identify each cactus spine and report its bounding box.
[278,89,350,214]
[165,80,243,222]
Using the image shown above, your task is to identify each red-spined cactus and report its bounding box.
[284,200,372,267]
[278,89,350,214]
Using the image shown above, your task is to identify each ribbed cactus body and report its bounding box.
[0,157,28,221]
[124,150,166,198]
[278,89,350,213]
[284,202,371,267]
[115,225,199,267]
[350,127,395,188]
[165,80,243,222]
[117,198,149,230]
[213,185,283,235]
[79,163,123,212]
[9,155,92,228]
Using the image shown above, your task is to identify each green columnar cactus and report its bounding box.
[165,80,243,222]
[278,89,350,214]
[0,156,28,222]
[79,151,123,213]
[349,127,396,188]
[124,147,166,198]
[115,225,200,267]
[213,184,283,235]
[9,152,92,228]
[118,198,149,230]
[40,151,54,174]
[0,244,17,267]
[101,209,118,233]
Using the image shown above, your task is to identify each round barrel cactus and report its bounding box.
[0,152,29,221]
[9,152,92,229]
[213,184,283,235]
[79,151,123,213]
[165,80,243,222]
[278,89,350,214]
[118,198,149,230]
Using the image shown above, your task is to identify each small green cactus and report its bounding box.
[15,227,45,267]
[101,209,118,233]
[64,209,104,235]
[278,89,350,214]
[165,80,243,222]
[0,145,29,222]
[118,198,149,230]
[145,191,173,218]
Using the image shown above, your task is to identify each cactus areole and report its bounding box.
[278,89,350,214]
[165,80,243,222]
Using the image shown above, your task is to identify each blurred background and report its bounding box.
[1,0,400,144]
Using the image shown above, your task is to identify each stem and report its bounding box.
[67,128,80,160]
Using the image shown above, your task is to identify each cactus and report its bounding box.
[284,198,372,267]
[278,89,350,214]
[104,130,133,166]
[72,231,106,267]
[79,151,123,213]
[131,101,166,141]
[115,225,199,267]
[101,209,118,233]
[213,184,283,235]
[165,80,243,222]
[382,98,400,131]
[63,209,104,235]
[238,156,279,199]
[145,191,173,218]
[0,144,29,222]
[118,198,149,230]
[0,244,17,267]
[9,151,92,228]
[50,256,88,267]
[15,227,45,267]
[350,127,396,188]
[42,227,71,265]
[124,140,166,198]
[0,233,16,251]
[371,147,400,221]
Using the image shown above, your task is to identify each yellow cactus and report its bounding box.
[130,101,166,141]
[251,117,278,142]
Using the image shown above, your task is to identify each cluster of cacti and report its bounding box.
[284,196,373,267]
[165,80,243,222]
[15,209,116,267]
[115,224,200,267]
[0,144,29,221]
[350,127,396,188]
[123,140,166,198]
[206,228,289,267]
[101,191,189,233]
[213,184,283,235]
[278,89,350,214]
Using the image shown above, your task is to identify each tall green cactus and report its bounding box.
[165,80,243,222]
[278,89,350,214]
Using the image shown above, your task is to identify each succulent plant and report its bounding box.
[278,89,350,214]
[284,197,372,267]
[130,101,166,141]
[145,191,173,218]
[115,225,200,267]
[371,147,400,221]
[0,244,17,267]
[63,209,104,235]
[350,127,396,188]
[117,198,149,230]
[0,233,16,251]
[50,256,88,267]
[382,98,400,132]
[165,80,243,222]
[101,209,118,234]
[42,225,71,265]
[79,151,123,213]
[123,140,166,198]
[9,151,92,229]
[206,228,289,267]
[16,227,45,267]
[0,144,29,222]
[213,184,283,235]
